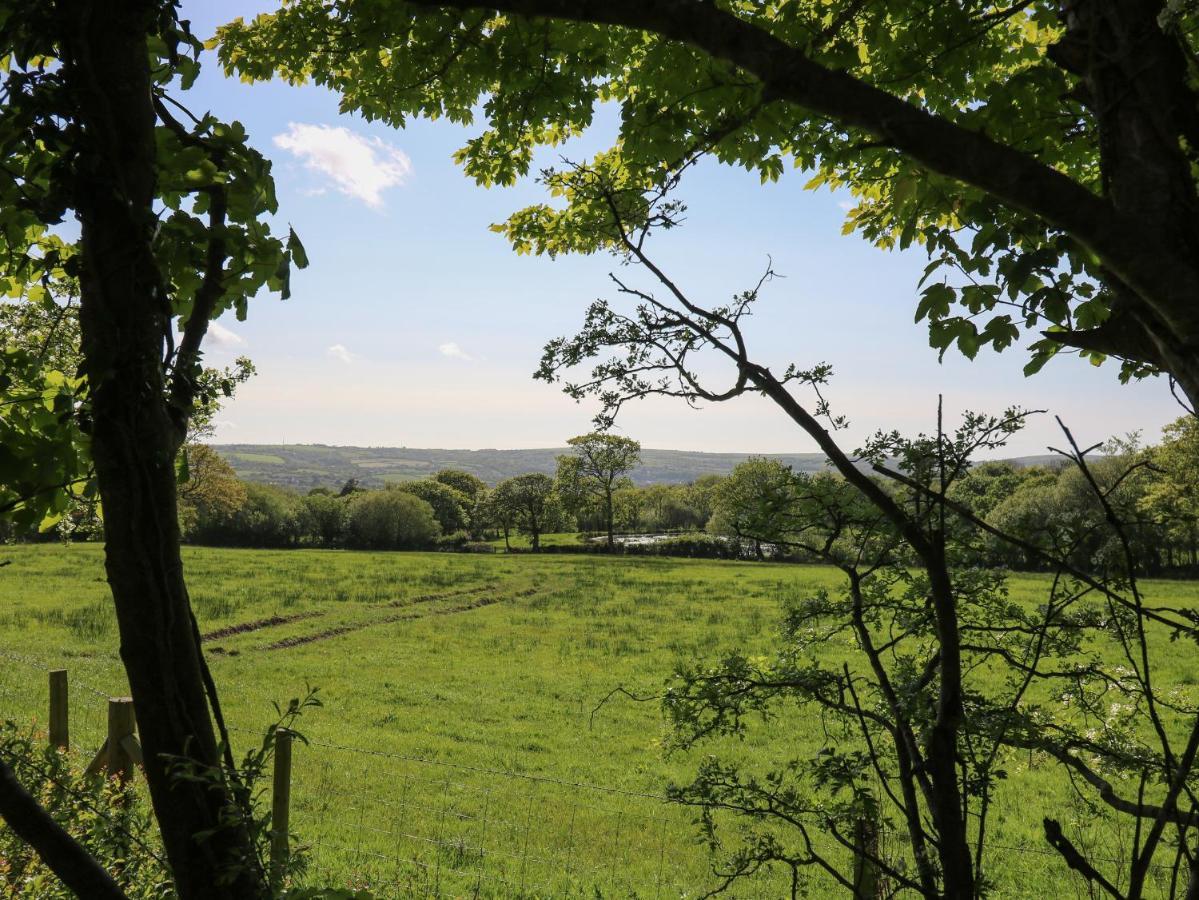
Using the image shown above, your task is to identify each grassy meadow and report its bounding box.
[1,543,1197,897]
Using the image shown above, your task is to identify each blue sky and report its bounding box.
[185,1,1184,456]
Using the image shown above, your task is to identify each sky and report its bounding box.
[180,1,1185,457]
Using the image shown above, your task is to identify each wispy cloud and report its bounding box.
[438,342,474,362]
[274,123,412,208]
[327,344,356,364]
[207,321,245,347]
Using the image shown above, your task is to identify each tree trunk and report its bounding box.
[605,490,614,549]
[58,2,263,897]
[924,558,975,899]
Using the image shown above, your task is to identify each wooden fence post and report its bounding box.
[48,669,68,751]
[270,728,293,886]
[852,814,881,900]
[106,698,137,783]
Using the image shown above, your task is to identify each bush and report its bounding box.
[188,482,303,548]
[346,491,440,550]
[390,480,469,534]
[434,530,470,551]
[0,723,171,898]
[299,491,348,547]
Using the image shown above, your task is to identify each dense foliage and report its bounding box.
[0,725,170,899]
[10,424,1199,576]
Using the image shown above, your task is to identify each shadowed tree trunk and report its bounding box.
[56,1,263,896]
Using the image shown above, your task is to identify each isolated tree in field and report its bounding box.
[491,473,561,551]
[224,1,1199,410]
[556,433,641,548]
[0,3,305,895]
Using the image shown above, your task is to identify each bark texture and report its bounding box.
[56,1,262,896]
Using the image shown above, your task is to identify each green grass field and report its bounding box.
[1,543,1197,898]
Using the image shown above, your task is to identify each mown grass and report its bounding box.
[0,543,1197,898]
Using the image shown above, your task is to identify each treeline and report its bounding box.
[14,418,1199,574]
[710,417,1199,575]
[175,452,723,552]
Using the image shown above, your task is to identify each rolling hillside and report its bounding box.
[213,443,1061,490]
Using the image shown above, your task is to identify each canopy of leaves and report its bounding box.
[0,3,305,531]
[218,1,1199,382]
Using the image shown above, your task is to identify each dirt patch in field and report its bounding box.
[376,584,497,609]
[264,624,356,650]
[263,587,540,651]
[201,611,322,642]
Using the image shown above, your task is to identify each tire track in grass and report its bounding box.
[201,582,509,654]
[262,587,540,651]
[202,611,323,642]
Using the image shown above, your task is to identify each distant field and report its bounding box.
[0,545,1195,897]
[212,442,1065,491]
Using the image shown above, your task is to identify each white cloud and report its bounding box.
[438,342,474,362]
[274,123,412,208]
[327,344,356,364]
[207,321,245,347]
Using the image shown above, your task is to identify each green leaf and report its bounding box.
[287,227,309,269]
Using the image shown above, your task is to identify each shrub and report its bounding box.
[299,491,348,547]
[0,723,171,898]
[346,491,440,550]
[390,480,468,534]
[188,482,303,548]
[434,530,470,551]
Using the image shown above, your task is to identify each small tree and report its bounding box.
[491,473,562,551]
[556,433,641,548]
[533,163,1199,897]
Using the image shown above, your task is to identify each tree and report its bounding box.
[346,490,440,550]
[555,433,641,548]
[299,490,349,547]
[512,165,1199,895]
[223,1,1199,409]
[177,445,248,537]
[1141,417,1199,566]
[338,477,365,497]
[392,479,469,534]
[490,473,561,551]
[709,457,798,560]
[0,4,305,895]
[433,469,492,538]
[433,468,486,499]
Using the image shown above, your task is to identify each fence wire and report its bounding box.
[0,648,1192,898]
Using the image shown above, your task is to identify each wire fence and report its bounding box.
[0,648,1191,898]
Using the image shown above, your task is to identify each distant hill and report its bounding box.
[212,443,1062,491]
